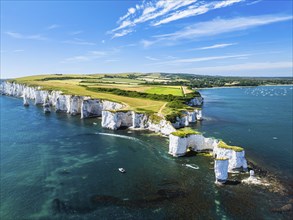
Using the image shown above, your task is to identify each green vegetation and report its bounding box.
[84,86,199,103]
[171,128,201,138]
[149,114,163,124]
[215,157,229,160]
[218,141,244,152]
[144,86,183,96]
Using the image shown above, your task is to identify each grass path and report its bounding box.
[158,102,168,117]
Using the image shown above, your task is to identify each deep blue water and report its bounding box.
[197,86,293,182]
[0,87,292,219]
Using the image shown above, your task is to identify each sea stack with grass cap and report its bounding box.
[214,158,229,184]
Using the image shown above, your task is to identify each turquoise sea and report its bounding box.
[0,86,292,219]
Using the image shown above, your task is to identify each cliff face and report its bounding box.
[1,81,177,135]
[81,99,102,118]
[169,133,248,172]
[168,134,216,157]
[188,97,204,106]
[213,145,248,172]
[101,111,133,130]
[1,81,123,117]
[214,159,229,183]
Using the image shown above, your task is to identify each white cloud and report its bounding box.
[145,56,159,61]
[13,49,25,53]
[193,43,238,50]
[151,54,250,65]
[128,7,136,14]
[112,29,134,39]
[62,38,96,46]
[247,0,263,6]
[5,31,47,40]
[110,0,244,38]
[148,15,293,45]
[69,30,83,35]
[46,24,60,30]
[214,0,243,9]
[62,56,90,63]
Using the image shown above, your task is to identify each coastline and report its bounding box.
[198,84,293,90]
[1,81,291,195]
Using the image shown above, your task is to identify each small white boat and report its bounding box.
[118,168,126,173]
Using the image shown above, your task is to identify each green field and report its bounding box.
[145,86,183,96]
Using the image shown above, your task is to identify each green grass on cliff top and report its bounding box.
[218,141,244,152]
[171,128,201,138]
[11,74,193,114]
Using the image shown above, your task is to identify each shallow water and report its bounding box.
[0,92,291,219]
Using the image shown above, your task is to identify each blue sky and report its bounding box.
[1,0,292,78]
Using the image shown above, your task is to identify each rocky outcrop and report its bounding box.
[188,97,203,106]
[172,109,203,128]
[68,96,83,115]
[43,103,51,113]
[148,118,176,136]
[81,99,103,118]
[102,100,123,111]
[100,110,175,135]
[168,133,248,174]
[168,134,216,157]
[101,110,133,130]
[132,112,149,129]
[195,109,202,120]
[214,158,229,183]
[23,95,29,106]
[213,145,248,172]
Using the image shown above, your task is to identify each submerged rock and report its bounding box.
[272,204,292,213]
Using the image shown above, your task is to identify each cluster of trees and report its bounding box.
[142,73,293,88]
[85,86,199,102]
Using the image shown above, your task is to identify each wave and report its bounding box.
[96,132,141,142]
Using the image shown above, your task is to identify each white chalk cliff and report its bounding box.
[214,159,229,183]
[169,133,248,173]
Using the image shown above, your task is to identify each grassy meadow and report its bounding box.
[11,73,195,115]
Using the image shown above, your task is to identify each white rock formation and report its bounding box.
[168,134,217,156]
[55,95,70,112]
[148,118,176,136]
[68,96,82,115]
[81,99,103,118]
[188,97,204,106]
[132,112,149,129]
[101,110,133,130]
[195,109,203,121]
[23,95,29,106]
[168,135,188,157]
[102,100,123,111]
[43,103,51,113]
[214,158,229,183]
[213,145,248,172]
[187,111,196,122]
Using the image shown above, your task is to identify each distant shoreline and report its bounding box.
[198,84,293,90]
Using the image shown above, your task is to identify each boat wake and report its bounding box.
[184,164,200,170]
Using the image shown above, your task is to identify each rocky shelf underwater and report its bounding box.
[0,81,287,187]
